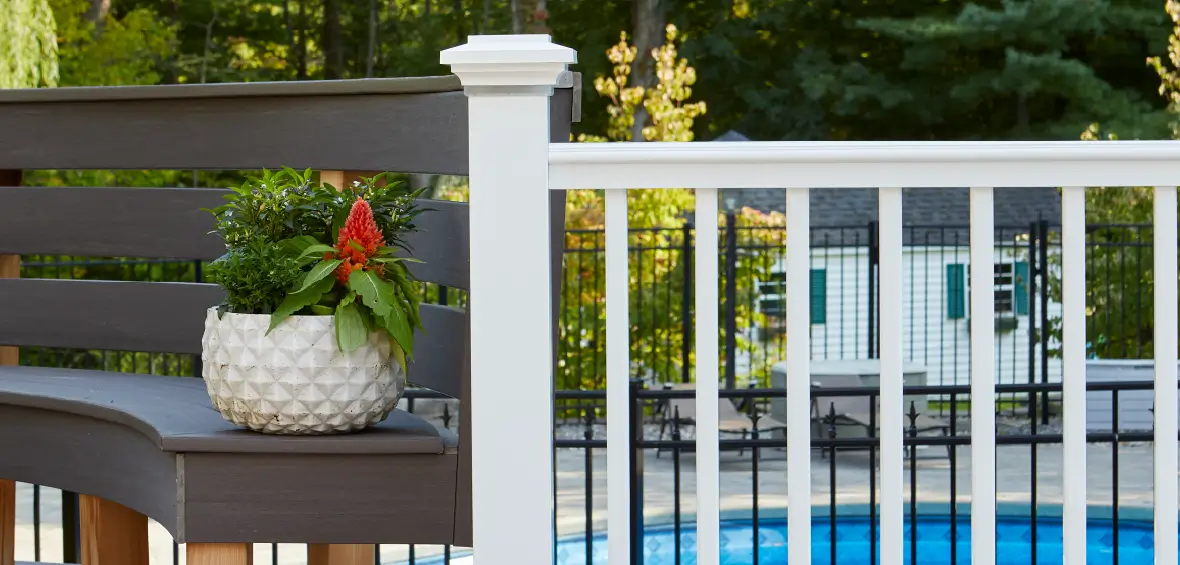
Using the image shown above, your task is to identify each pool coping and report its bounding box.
[397,503,1170,565]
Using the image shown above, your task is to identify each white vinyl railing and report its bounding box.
[443,35,1180,565]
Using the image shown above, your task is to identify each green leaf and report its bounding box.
[331,210,348,240]
[381,305,414,358]
[267,275,334,334]
[335,300,368,352]
[358,306,377,333]
[390,340,409,375]
[309,304,334,315]
[297,244,338,262]
[348,270,396,318]
[371,256,424,264]
[277,235,319,257]
[348,239,366,253]
[294,259,342,293]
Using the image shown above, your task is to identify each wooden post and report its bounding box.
[0,252,14,367]
[188,543,253,565]
[308,169,376,565]
[307,544,374,565]
[79,496,148,565]
[0,479,12,565]
[320,170,346,191]
[0,169,19,565]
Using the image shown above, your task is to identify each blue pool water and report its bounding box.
[412,516,1178,565]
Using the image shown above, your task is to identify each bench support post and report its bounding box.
[313,169,377,564]
[79,495,148,565]
[307,543,374,565]
[0,479,12,565]
[188,543,252,565]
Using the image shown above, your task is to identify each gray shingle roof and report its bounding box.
[714,130,1062,244]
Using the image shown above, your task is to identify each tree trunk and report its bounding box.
[366,0,377,77]
[86,0,111,36]
[199,4,219,84]
[480,0,490,33]
[523,0,547,33]
[296,0,308,79]
[630,0,664,141]
[323,0,345,79]
[453,0,465,44]
[283,1,295,77]
[509,0,521,33]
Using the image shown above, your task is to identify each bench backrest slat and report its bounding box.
[0,81,469,174]
[0,188,471,290]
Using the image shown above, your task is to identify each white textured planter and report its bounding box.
[200,307,405,435]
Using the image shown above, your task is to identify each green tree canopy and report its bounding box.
[675,0,1172,142]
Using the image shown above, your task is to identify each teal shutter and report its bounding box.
[809,269,826,324]
[1014,261,1030,315]
[946,264,966,319]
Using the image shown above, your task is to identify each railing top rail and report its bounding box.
[549,140,1180,190]
[549,139,1180,165]
[0,76,461,104]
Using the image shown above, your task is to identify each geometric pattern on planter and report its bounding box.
[201,307,405,434]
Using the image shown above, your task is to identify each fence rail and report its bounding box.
[540,127,1180,565]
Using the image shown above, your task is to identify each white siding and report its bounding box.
[809,245,1065,387]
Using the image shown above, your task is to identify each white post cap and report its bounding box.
[441,35,576,88]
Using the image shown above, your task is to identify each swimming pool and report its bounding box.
[409,515,1178,565]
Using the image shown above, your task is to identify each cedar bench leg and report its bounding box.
[292,171,382,565]
[0,479,12,565]
[308,544,374,565]
[80,495,148,565]
[189,543,253,565]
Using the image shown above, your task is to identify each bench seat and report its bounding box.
[0,366,460,545]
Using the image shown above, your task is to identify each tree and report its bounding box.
[853,0,1172,140]
[673,0,1172,142]
[0,0,59,88]
[50,0,177,87]
[572,24,703,230]
[556,28,784,389]
[1031,0,1180,360]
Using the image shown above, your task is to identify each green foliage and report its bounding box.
[1030,2,1180,359]
[556,33,783,389]
[209,168,425,251]
[206,170,425,365]
[50,0,177,87]
[206,241,304,314]
[674,0,1171,142]
[0,0,59,88]
[849,0,1172,140]
[572,25,701,230]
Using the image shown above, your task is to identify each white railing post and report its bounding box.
[969,186,997,565]
[1061,186,1088,565]
[1153,185,1178,565]
[441,35,576,565]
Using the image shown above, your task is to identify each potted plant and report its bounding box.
[200,168,427,435]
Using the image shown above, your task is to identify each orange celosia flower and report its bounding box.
[333,199,387,283]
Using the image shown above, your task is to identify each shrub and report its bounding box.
[205,168,428,369]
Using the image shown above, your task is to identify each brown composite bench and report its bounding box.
[0,75,576,565]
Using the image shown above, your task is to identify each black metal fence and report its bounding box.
[11,219,1177,565]
[548,380,1179,565]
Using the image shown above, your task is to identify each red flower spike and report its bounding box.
[332,199,386,284]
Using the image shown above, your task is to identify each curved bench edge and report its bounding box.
[0,389,166,448]
[0,404,180,541]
